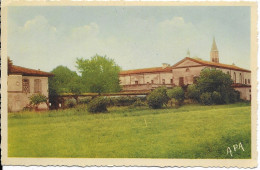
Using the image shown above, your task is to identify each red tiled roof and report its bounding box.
[177,57,251,72]
[119,66,172,75]
[9,65,54,77]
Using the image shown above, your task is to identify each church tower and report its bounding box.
[210,37,219,63]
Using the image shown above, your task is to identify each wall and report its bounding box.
[120,72,173,85]
[172,66,205,85]
[8,75,49,112]
[234,87,251,100]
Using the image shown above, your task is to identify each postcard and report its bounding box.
[1,0,258,168]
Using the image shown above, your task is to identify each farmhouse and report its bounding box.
[8,59,54,112]
[119,38,251,100]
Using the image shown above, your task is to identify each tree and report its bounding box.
[196,68,239,104]
[147,87,169,109]
[186,84,200,102]
[76,55,121,93]
[49,66,83,108]
[167,87,185,106]
[49,65,82,95]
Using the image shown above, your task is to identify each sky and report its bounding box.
[7,6,251,72]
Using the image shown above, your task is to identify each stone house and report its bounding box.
[8,59,54,112]
[119,38,251,100]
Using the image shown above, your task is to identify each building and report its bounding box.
[119,38,251,100]
[8,59,54,112]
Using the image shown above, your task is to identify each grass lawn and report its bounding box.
[8,102,251,158]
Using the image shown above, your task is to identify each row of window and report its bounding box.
[134,79,174,85]
[228,71,250,84]
[22,79,42,93]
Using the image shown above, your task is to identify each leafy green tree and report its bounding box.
[186,84,200,102]
[200,92,213,105]
[76,55,121,93]
[49,66,83,108]
[196,68,233,94]
[147,87,169,109]
[196,68,239,104]
[167,87,185,106]
[49,65,82,95]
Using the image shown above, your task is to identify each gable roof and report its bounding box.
[9,65,54,77]
[119,66,172,75]
[173,57,251,73]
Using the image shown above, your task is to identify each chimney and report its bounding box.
[162,63,170,69]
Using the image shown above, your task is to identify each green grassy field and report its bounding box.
[8,102,251,158]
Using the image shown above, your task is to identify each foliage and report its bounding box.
[76,55,121,93]
[167,87,185,106]
[186,84,200,102]
[109,96,138,106]
[49,66,83,95]
[29,94,48,109]
[65,98,77,108]
[196,68,238,104]
[147,87,169,109]
[212,91,222,104]
[78,97,92,104]
[131,98,146,107]
[228,90,241,103]
[87,97,108,113]
[49,66,83,108]
[200,92,213,105]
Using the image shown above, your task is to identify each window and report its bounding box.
[248,79,250,84]
[239,73,242,83]
[135,81,138,85]
[34,79,42,93]
[22,79,30,93]
[227,71,230,75]
[233,72,236,83]
[151,80,154,84]
[186,68,190,72]
[249,89,251,92]
[245,79,247,84]
[162,79,165,84]
[170,79,173,84]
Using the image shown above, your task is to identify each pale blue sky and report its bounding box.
[7,6,250,72]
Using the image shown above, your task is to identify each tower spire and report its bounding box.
[210,37,219,63]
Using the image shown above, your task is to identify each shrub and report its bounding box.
[147,87,169,109]
[200,92,213,105]
[212,91,222,104]
[109,96,138,106]
[29,94,48,109]
[65,98,77,108]
[229,90,241,103]
[167,87,185,106]
[78,97,92,104]
[87,97,108,113]
[186,84,200,102]
[131,98,146,107]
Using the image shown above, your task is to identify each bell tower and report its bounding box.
[210,37,219,63]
